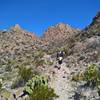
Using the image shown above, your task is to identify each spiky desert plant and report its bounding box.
[18,66,33,82]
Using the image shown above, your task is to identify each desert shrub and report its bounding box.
[18,66,33,82]
[0,81,2,91]
[47,49,54,55]
[96,19,100,23]
[46,60,53,65]
[29,86,58,100]
[72,64,97,82]
[34,50,45,59]
[34,59,46,67]
[46,46,71,56]
[11,66,33,88]
[72,64,100,96]
[5,59,16,72]
[5,65,12,72]
[84,64,97,81]
[61,47,71,57]
[11,77,22,89]
[92,29,98,33]
[24,75,58,100]
[33,50,46,67]
[46,47,58,55]
[72,72,84,82]
[0,89,11,99]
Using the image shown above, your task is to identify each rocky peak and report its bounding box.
[10,24,38,41]
[56,22,72,31]
[14,24,21,29]
[11,24,22,31]
[43,23,80,48]
[92,11,100,24]
[76,11,100,42]
[90,11,100,26]
[44,23,79,37]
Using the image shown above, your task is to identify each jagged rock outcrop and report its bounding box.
[77,11,100,41]
[42,23,80,48]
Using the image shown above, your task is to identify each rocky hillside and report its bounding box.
[0,24,43,68]
[0,11,100,100]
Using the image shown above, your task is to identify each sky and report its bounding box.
[0,0,100,36]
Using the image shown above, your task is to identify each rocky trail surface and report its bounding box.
[47,61,75,100]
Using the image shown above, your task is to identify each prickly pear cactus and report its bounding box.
[25,75,48,95]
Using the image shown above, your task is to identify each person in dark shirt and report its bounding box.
[57,51,65,64]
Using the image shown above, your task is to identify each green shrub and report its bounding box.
[46,48,57,55]
[47,49,54,55]
[18,66,33,82]
[29,86,58,100]
[72,64,100,96]
[72,64,97,82]
[11,66,33,88]
[24,75,58,100]
[72,72,84,82]
[34,50,45,59]
[91,29,98,33]
[33,50,46,67]
[84,64,97,81]
[5,65,12,72]
[46,61,53,65]
[0,82,2,90]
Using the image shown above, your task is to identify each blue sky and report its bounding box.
[0,0,100,36]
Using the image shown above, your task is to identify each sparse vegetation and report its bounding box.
[0,81,2,91]
[34,59,46,67]
[47,46,71,57]
[46,60,53,65]
[18,66,33,82]
[34,50,45,59]
[72,64,100,96]
[11,66,33,88]
[29,86,58,100]
[72,72,84,82]
[32,50,46,67]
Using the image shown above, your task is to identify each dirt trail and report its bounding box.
[49,62,74,100]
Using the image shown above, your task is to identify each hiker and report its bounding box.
[57,51,65,64]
